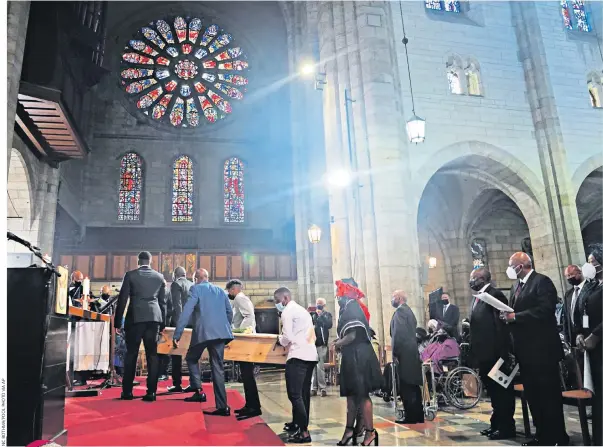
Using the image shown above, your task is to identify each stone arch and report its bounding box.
[7,147,36,253]
[572,153,603,192]
[575,164,603,253]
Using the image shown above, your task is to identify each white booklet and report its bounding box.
[474,292,514,312]
[584,351,594,393]
[488,357,519,389]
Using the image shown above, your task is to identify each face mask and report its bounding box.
[442,299,449,305]
[567,276,582,286]
[582,262,597,280]
[275,302,285,312]
[228,294,236,300]
[391,299,400,308]
[506,265,520,280]
[316,305,324,311]
[101,293,110,299]
[469,279,484,292]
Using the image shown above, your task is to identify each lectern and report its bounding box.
[7,267,69,446]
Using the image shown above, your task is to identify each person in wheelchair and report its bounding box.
[420,322,461,375]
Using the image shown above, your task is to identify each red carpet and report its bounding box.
[65,378,284,446]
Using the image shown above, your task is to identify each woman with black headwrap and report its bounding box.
[334,280,383,446]
[578,244,602,446]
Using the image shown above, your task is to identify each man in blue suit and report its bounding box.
[173,268,234,416]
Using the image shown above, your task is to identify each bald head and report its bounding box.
[391,290,407,308]
[469,267,491,291]
[174,266,186,279]
[564,264,583,286]
[509,252,532,279]
[193,268,209,284]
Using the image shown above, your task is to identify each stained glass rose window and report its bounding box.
[120,16,249,128]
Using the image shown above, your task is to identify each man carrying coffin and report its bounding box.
[173,268,234,416]
[469,268,515,440]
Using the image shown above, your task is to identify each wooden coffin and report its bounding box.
[157,328,289,364]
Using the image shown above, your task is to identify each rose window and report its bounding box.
[120,16,249,128]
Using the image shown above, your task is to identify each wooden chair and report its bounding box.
[324,344,338,386]
[514,383,592,445]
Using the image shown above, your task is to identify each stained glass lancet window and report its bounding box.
[120,16,250,129]
[223,157,244,223]
[561,0,591,32]
[425,0,460,12]
[118,153,143,221]
[172,155,194,222]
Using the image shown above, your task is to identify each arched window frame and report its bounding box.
[170,155,195,223]
[446,55,464,95]
[586,71,603,109]
[222,156,245,224]
[465,59,483,96]
[117,151,144,222]
[425,0,461,13]
[560,0,591,32]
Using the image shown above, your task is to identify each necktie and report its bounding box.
[571,286,580,325]
[514,282,523,299]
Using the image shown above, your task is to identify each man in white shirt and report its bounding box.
[274,287,317,444]
[226,279,261,419]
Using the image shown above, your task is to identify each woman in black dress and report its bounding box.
[334,293,383,446]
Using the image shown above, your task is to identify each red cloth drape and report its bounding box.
[335,280,370,323]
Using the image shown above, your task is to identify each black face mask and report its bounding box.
[567,277,582,286]
[228,294,236,300]
[469,278,485,292]
[101,293,110,300]
[442,299,449,305]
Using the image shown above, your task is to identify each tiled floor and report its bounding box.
[227,371,590,446]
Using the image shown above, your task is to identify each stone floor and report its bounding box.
[227,371,590,446]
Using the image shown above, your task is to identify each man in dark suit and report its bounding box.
[468,268,515,440]
[500,252,568,446]
[114,251,166,402]
[166,266,195,394]
[173,268,233,416]
[434,292,460,339]
[390,290,424,424]
[562,264,588,346]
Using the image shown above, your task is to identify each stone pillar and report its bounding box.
[511,2,585,294]
[35,165,60,255]
[7,1,31,175]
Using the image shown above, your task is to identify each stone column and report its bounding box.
[35,165,60,255]
[511,2,585,294]
[7,1,31,175]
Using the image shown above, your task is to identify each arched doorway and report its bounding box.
[576,166,602,253]
[417,151,543,319]
[7,148,36,258]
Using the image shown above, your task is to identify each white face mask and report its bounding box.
[582,262,597,280]
[506,266,519,280]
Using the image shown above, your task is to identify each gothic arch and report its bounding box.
[572,152,603,192]
[7,148,35,252]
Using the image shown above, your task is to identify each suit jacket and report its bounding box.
[576,280,602,341]
[174,281,233,347]
[390,304,423,385]
[469,285,512,364]
[434,302,460,339]
[114,265,166,329]
[562,281,593,345]
[509,271,563,367]
[170,277,193,327]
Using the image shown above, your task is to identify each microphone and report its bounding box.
[7,232,40,251]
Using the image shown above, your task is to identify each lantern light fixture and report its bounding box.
[308,224,322,244]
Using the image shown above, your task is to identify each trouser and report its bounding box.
[123,322,161,394]
[478,360,516,432]
[171,354,183,387]
[312,345,328,391]
[158,354,169,376]
[239,362,261,410]
[285,358,316,432]
[186,341,227,409]
[520,361,567,444]
[399,382,424,422]
[590,347,602,446]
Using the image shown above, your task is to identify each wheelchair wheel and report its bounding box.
[382,392,391,403]
[444,367,482,410]
[253,364,261,377]
[425,409,436,421]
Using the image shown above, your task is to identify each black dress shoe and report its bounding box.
[288,430,312,444]
[488,430,516,440]
[284,422,298,432]
[120,392,134,400]
[480,427,494,436]
[182,385,194,393]
[203,407,231,417]
[522,438,540,446]
[184,391,207,402]
[235,406,250,414]
[236,408,262,419]
[158,375,169,381]
[142,393,156,402]
[167,385,183,393]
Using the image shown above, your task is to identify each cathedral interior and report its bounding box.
[4,1,603,444]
